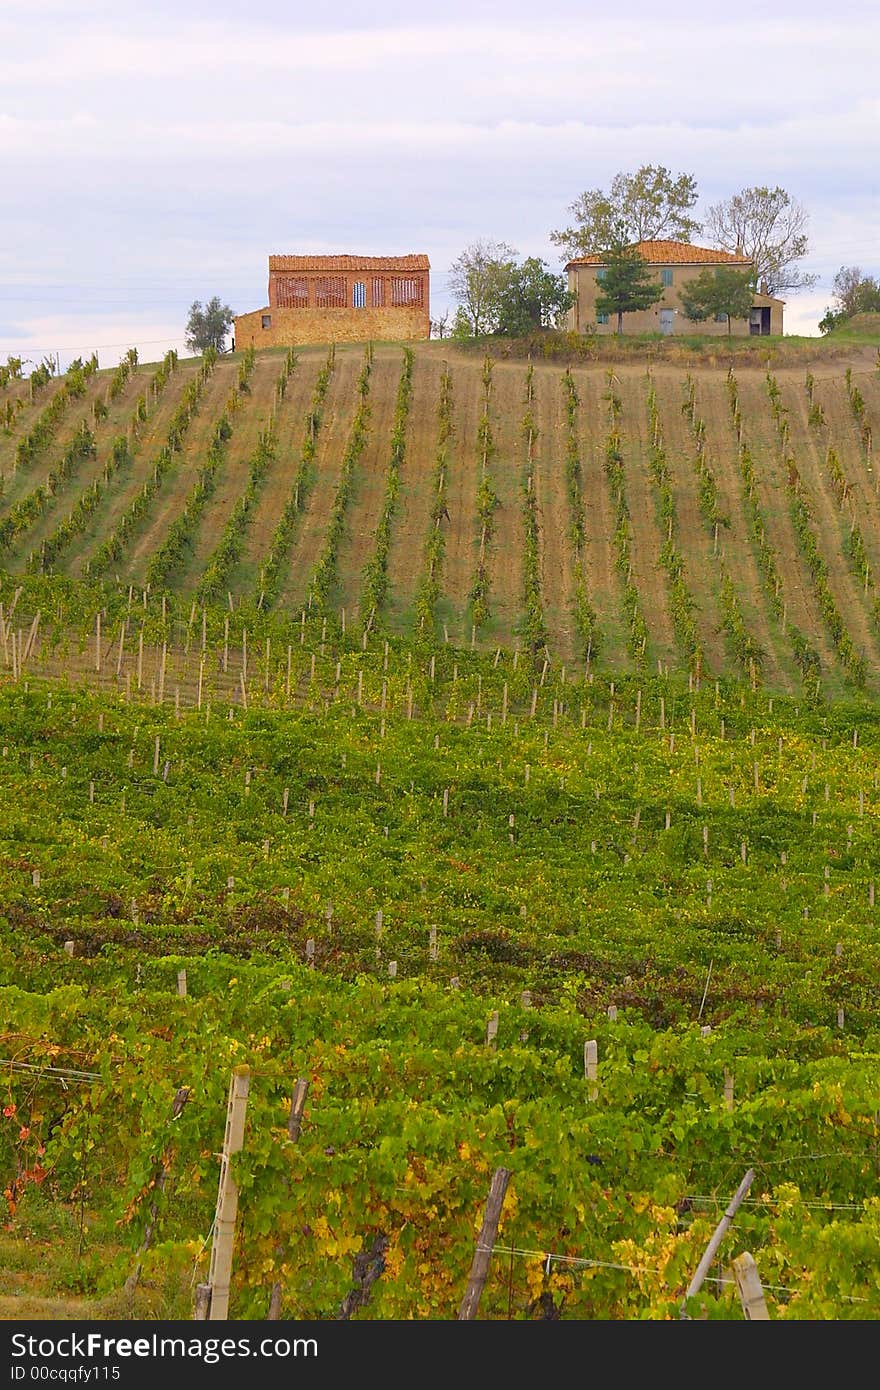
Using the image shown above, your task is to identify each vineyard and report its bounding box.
[1,338,880,1321]
[1,339,879,694]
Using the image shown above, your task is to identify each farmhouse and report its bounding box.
[233,254,431,349]
[565,240,785,337]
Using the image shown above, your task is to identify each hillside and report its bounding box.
[2,337,880,1324]
[1,338,878,701]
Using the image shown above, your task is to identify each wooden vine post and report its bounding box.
[679,1167,755,1319]
[195,1064,251,1320]
[731,1251,770,1320]
[457,1165,512,1320]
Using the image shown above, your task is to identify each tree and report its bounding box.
[448,240,517,338]
[0,356,23,390]
[450,308,476,342]
[493,257,575,336]
[679,266,756,336]
[703,186,817,296]
[550,164,701,262]
[430,309,451,339]
[818,266,880,333]
[185,297,235,355]
[594,233,665,334]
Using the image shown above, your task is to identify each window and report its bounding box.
[276,276,308,308]
[391,276,422,306]
[353,282,366,308]
[371,277,385,307]
[261,314,271,329]
[315,276,346,308]
[715,311,729,323]
[595,269,607,282]
[597,313,609,325]
[660,269,673,287]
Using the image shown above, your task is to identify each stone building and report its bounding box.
[565,240,784,336]
[233,254,430,349]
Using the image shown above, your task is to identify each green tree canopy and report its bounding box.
[448,240,518,338]
[449,246,573,338]
[185,297,235,356]
[550,164,701,262]
[679,266,756,335]
[493,257,575,336]
[0,356,23,389]
[594,233,665,334]
[818,266,880,334]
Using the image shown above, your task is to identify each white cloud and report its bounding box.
[0,6,876,348]
[781,294,829,338]
[0,314,191,372]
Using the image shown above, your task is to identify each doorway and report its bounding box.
[659,309,675,335]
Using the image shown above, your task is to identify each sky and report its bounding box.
[1,0,878,370]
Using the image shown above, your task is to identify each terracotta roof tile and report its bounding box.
[567,240,752,268]
[269,254,429,272]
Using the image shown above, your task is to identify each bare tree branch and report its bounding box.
[448,240,518,337]
[704,186,817,296]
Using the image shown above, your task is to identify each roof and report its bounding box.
[269,254,430,272]
[567,240,752,268]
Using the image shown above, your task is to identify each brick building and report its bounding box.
[565,240,784,336]
[233,254,431,349]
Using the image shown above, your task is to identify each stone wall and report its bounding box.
[233,304,430,349]
[567,266,784,337]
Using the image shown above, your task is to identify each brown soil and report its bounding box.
[687,374,794,691]
[173,354,289,596]
[440,359,484,645]
[4,365,156,574]
[530,363,576,663]
[384,352,444,634]
[0,377,69,460]
[276,350,364,612]
[650,370,731,677]
[0,370,110,518]
[66,360,203,579]
[481,360,526,649]
[615,370,679,672]
[811,373,880,573]
[125,360,239,581]
[227,354,324,599]
[861,368,880,429]
[571,367,628,669]
[778,375,880,688]
[735,373,843,687]
[333,347,407,624]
